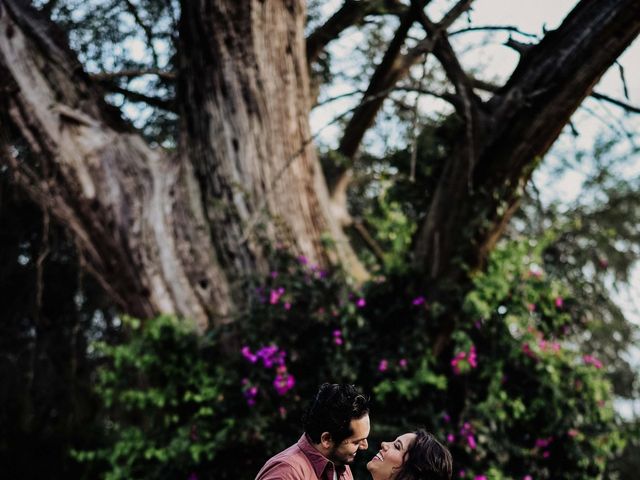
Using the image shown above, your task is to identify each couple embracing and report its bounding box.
[256,383,452,480]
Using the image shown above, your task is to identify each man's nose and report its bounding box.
[359,438,368,450]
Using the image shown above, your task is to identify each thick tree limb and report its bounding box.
[415,0,640,280]
[338,0,475,161]
[0,0,233,329]
[91,69,177,82]
[98,82,176,112]
[306,0,406,65]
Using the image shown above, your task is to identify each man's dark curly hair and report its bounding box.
[394,430,452,480]
[302,383,369,444]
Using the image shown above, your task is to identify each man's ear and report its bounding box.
[320,432,333,449]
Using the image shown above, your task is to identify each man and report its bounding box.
[256,383,370,480]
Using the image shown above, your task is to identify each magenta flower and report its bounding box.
[447,433,455,443]
[567,429,579,437]
[241,346,258,363]
[356,297,366,308]
[583,354,603,369]
[466,434,477,449]
[399,358,408,368]
[474,475,487,480]
[535,437,553,448]
[242,382,259,406]
[523,476,533,480]
[273,366,295,395]
[298,255,308,265]
[284,302,292,310]
[412,296,426,306]
[378,359,388,372]
[269,287,285,304]
[555,297,564,308]
[333,329,344,345]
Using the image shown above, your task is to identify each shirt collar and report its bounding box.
[297,434,348,480]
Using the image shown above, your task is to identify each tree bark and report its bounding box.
[0,0,367,331]
[414,0,640,285]
[0,0,236,330]
[176,0,367,285]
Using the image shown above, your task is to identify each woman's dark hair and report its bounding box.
[302,383,369,444]
[395,430,452,480]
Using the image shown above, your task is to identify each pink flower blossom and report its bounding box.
[474,475,487,480]
[466,435,477,449]
[298,255,308,265]
[567,429,579,437]
[356,298,366,308]
[269,287,285,304]
[412,296,426,306]
[583,354,603,369]
[523,476,533,480]
[527,303,536,312]
[378,359,389,372]
[399,358,408,368]
[273,366,295,395]
[241,346,258,363]
[447,433,455,443]
[284,302,292,310]
[555,297,564,308]
[535,437,553,449]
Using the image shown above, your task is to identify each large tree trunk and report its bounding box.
[176,0,367,288]
[0,0,365,331]
[0,0,232,330]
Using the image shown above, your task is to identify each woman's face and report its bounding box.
[366,432,416,480]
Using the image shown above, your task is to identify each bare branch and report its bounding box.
[450,25,538,38]
[352,219,386,264]
[101,83,176,112]
[90,69,177,82]
[591,91,640,114]
[306,0,406,64]
[337,1,422,161]
[504,37,535,55]
[616,61,630,100]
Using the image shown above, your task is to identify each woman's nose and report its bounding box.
[380,441,389,450]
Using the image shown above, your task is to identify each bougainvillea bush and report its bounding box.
[75,242,624,479]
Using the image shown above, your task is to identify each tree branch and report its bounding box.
[590,91,640,114]
[336,0,423,161]
[306,0,406,65]
[90,69,177,82]
[101,83,176,112]
[450,25,538,38]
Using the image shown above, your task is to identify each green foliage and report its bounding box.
[78,244,623,479]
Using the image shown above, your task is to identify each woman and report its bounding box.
[367,429,452,480]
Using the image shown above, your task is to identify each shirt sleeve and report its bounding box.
[255,460,304,480]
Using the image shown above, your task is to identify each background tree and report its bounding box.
[1,0,640,478]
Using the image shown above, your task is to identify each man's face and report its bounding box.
[326,414,370,465]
